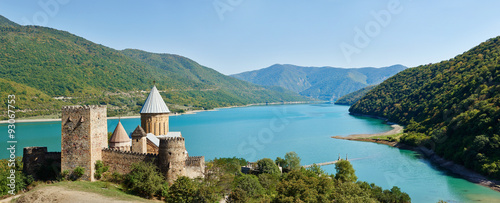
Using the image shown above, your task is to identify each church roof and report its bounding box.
[110,121,130,143]
[140,85,170,114]
[131,125,146,138]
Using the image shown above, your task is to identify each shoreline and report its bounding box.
[0,100,315,124]
[331,124,500,193]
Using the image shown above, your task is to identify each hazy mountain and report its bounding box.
[231,64,407,101]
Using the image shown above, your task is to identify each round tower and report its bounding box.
[158,137,186,184]
[140,85,170,136]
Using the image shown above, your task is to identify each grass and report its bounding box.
[16,181,156,202]
[367,133,403,142]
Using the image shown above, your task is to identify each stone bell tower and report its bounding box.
[140,85,170,136]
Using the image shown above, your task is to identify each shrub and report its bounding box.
[94,160,109,180]
[123,161,165,198]
[71,166,85,181]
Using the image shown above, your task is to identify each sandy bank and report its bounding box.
[331,124,403,140]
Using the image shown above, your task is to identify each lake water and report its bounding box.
[2,104,500,202]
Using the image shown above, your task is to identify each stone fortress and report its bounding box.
[23,85,205,184]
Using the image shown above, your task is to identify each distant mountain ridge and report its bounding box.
[0,15,308,119]
[231,64,407,101]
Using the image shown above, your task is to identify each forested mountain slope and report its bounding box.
[350,36,500,178]
[0,15,307,119]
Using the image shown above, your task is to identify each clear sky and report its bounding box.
[1,0,500,74]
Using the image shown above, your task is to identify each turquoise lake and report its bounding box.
[2,104,500,202]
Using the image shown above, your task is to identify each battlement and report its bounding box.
[186,156,205,167]
[102,148,158,158]
[160,136,185,143]
[62,105,106,111]
[24,146,48,155]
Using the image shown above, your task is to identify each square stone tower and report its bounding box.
[61,105,107,181]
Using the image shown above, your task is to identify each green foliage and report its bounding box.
[166,176,198,203]
[257,158,281,176]
[71,166,85,181]
[0,157,30,196]
[232,64,406,101]
[0,17,309,119]
[94,160,109,180]
[233,174,264,198]
[307,164,326,177]
[227,188,248,203]
[123,161,165,198]
[335,160,358,183]
[284,151,302,171]
[335,85,377,105]
[211,157,247,174]
[350,36,500,179]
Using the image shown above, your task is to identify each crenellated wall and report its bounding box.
[101,148,158,175]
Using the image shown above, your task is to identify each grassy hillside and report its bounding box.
[0,15,308,119]
[335,85,376,105]
[350,36,500,179]
[231,64,406,101]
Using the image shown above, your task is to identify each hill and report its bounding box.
[0,15,308,119]
[335,85,376,105]
[350,36,500,179]
[231,64,406,101]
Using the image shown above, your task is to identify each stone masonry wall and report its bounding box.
[61,105,107,181]
[101,148,158,175]
[185,156,205,179]
[23,147,61,180]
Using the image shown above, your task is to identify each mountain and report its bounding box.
[350,36,500,179]
[231,64,407,101]
[0,15,308,119]
[334,85,376,106]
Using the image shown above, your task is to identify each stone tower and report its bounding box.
[131,125,147,153]
[61,105,107,181]
[109,120,131,151]
[159,137,187,185]
[140,85,170,136]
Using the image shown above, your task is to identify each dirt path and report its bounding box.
[8,185,151,203]
[331,124,403,139]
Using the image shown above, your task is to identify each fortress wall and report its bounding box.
[22,147,61,180]
[185,156,205,179]
[101,148,158,175]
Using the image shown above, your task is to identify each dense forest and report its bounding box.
[0,15,307,119]
[232,64,406,101]
[335,85,376,105]
[350,36,500,179]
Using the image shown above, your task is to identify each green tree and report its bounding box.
[257,158,281,176]
[335,160,357,183]
[284,151,301,170]
[233,174,264,198]
[123,161,165,198]
[167,176,198,203]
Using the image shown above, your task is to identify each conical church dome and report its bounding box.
[110,121,130,143]
[140,85,170,114]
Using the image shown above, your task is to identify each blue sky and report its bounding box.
[1,1,500,74]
